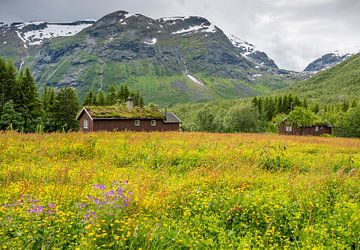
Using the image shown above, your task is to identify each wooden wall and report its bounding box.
[78,113,180,132]
[278,124,332,136]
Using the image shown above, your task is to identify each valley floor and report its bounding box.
[0,132,359,248]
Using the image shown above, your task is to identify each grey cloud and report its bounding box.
[0,0,359,71]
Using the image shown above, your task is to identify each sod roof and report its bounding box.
[83,105,165,119]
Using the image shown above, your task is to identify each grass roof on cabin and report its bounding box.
[85,105,165,119]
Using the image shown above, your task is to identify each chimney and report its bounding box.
[164,106,167,121]
[127,96,133,111]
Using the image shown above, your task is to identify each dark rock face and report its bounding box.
[304,53,351,72]
[248,51,278,69]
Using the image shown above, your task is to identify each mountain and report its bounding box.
[0,11,303,105]
[0,20,95,64]
[288,53,360,103]
[304,51,353,72]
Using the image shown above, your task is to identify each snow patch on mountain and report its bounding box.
[187,74,205,87]
[14,22,93,46]
[227,34,257,56]
[172,23,216,35]
[144,38,157,45]
[158,17,190,24]
[15,30,27,48]
[124,13,136,19]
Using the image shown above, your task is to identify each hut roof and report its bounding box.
[77,105,165,120]
[164,111,182,123]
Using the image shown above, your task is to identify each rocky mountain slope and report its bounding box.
[0,20,95,65]
[288,53,360,103]
[304,52,353,72]
[0,11,303,105]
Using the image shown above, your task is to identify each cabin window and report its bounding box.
[151,120,157,126]
[285,125,292,132]
[315,126,319,132]
[83,119,89,129]
[135,120,141,127]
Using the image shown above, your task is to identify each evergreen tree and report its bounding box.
[17,68,40,131]
[252,97,258,109]
[265,98,275,120]
[277,96,283,114]
[132,90,140,106]
[302,98,308,109]
[83,91,97,106]
[257,97,263,114]
[41,87,55,112]
[51,88,80,132]
[293,95,301,108]
[97,91,106,106]
[0,61,18,113]
[312,104,320,114]
[118,85,130,102]
[106,86,117,105]
[283,94,289,113]
[41,87,56,132]
[0,100,24,131]
[0,58,6,114]
[139,96,145,108]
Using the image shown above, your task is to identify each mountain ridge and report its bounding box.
[0,10,304,105]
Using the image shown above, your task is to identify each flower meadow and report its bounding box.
[0,132,359,249]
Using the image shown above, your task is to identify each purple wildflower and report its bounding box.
[106,190,115,196]
[117,187,124,195]
[123,180,128,184]
[78,203,87,208]
[112,180,117,186]
[28,205,44,213]
[84,211,96,219]
[48,203,55,208]
[93,184,106,190]
[123,198,129,207]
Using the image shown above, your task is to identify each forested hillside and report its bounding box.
[287,53,360,104]
[172,93,360,137]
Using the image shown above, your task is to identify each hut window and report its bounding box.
[315,126,319,132]
[285,125,292,132]
[83,119,89,129]
[151,120,156,126]
[135,120,140,127]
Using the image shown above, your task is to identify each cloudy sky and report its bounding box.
[1,0,360,71]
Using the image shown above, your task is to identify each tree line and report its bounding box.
[0,58,146,132]
[83,86,145,107]
[172,93,360,138]
[0,58,80,132]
